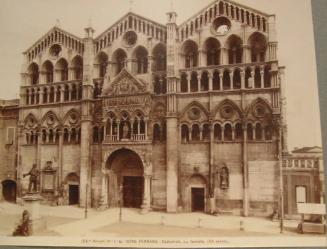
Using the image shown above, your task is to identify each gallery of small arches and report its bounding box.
[181,32,268,69]
[93,42,166,77]
[26,55,83,85]
[23,111,81,145]
[180,99,274,143]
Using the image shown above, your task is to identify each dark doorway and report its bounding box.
[2,180,16,203]
[69,185,79,205]
[191,187,205,212]
[123,176,143,208]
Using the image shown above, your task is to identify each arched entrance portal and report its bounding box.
[2,180,16,203]
[106,148,144,208]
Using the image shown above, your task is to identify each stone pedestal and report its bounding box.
[22,193,46,234]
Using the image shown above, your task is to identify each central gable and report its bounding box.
[102,69,147,96]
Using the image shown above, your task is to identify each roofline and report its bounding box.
[178,0,271,27]
[24,26,83,54]
[95,12,166,41]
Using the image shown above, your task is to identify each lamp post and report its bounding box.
[119,183,123,222]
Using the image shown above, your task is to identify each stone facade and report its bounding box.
[1,0,290,217]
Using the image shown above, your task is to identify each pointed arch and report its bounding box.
[179,101,210,119]
[246,97,272,116]
[215,99,243,117]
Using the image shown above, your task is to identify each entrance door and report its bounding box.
[2,180,16,203]
[69,185,79,205]
[123,176,143,208]
[296,186,307,204]
[192,187,205,212]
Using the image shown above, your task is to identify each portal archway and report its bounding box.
[2,180,16,203]
[106,148,144,208]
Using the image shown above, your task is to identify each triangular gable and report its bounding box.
[102,68,147,96]
[25,26,84,61]
[95,12,165,41]
[179,0,270,30]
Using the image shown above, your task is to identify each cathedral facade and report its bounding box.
[8,0,288,216]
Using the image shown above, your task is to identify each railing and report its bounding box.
[104,133,147,143]
[22,80,83,106]
[282,158,320,170]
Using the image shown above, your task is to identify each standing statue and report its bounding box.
[23,164,39,193]
[12,210,30,236]
[122,122,129,139]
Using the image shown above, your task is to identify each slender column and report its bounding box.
[46,131,49,144]
[39,89,43,104]
[260,69,264,88]
[241,70,245,89]
[199,127,203,141]
[99,174,108,209]
[230,71,234,89]
[60,88,65,102]
[145,120,148,140]
[189,128,192,141]
[250,68,255,88]
[208,72,213,91]
[47,87,50,103]
[68,67,75,81]
[242,122,249,216]
[221,127,225,141]
[243,45,251,63]
[197,74,201,92]
[57,129,63,183]
[219,71,223,90]
[68,85,72,101]
[220,47,228,65]
[187,72,191,93]
[117,121,120,140]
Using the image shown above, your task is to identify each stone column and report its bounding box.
[99,173,108,210]
[220,47,228,65]
[166,117,178,212]
[209,123,216,213]
[58,130,63,201]
[208,72,213,91]
[141,175,151,213]
[219,71,223,90]
[241,70,245,89]
[242,122,249,216]
[68,67,75,81]
[187,72,191,93]
[230,72,234,89]
[197,74,201,92]
[260,69,264,88]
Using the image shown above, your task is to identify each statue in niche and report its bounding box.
[23,164,39,193]
[219,167,229,190]
[122,122,129,139]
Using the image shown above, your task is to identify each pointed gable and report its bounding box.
[95,12,166,53]
[25,27,84,62]
[102,69,147,96]
[178,0,269,42]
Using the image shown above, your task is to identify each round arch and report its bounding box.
[105,148,145,208]
[1,179,16,203]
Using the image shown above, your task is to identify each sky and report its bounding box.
[0,0,322,150]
